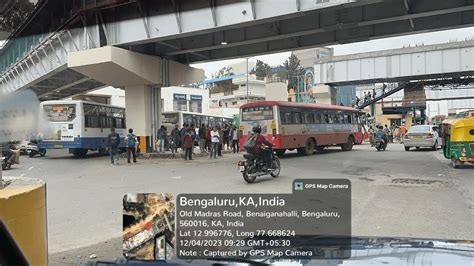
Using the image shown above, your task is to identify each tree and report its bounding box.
[0,1,36,33]
[283,54,305,90]
[255,60,272,80]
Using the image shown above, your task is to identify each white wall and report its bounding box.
[88,86,125,107]
[265,82,288,101]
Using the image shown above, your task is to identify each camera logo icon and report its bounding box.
[294,181,304,191]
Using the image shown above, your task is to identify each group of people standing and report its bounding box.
[106,123,243,163]
[166,123,241,160]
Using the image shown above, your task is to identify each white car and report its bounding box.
[404,125,442,151]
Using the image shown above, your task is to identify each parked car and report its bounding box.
[404,125,442,151]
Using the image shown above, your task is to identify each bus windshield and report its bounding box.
[163,113,179,124]
[43,104,76,122]
[242,106,273,121]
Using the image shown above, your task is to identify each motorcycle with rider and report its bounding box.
[238,125,281,183]
[374,126,389,151]
[1,141,20,170]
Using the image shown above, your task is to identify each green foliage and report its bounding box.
[255,60,272,80]
[283,54,304,89]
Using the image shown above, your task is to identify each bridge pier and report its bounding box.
[68,46,204,152]
[124,86,161,153]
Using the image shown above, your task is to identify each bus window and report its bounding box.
[114,118,124,129]
[293,113,302,124]
[282,112,292,124]
[324,113,330,123]
[85,116,99,128]
[303,113,314,124]
[242,106,273,121]
[346,114,352,124]
[43,104,76,122]
[314,112,322,123]
[163,113,179,125]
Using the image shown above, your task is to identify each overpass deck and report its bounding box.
[315,40,474,86]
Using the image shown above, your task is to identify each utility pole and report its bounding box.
[246,57,249,103]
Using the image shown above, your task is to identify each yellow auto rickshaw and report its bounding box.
[441,116,474,168]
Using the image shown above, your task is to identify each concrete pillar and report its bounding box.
[124,86,162,153]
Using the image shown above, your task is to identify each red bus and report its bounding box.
[239,101,364,156]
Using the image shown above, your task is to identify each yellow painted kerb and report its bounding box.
[0,177,48,266]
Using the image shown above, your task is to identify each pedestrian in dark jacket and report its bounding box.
[183,129,193,160]
[179,123,188,151]
[223,124,230,150]
[217,126,223,156]
[125,128,138,164]
[157,125,167,153]
[107,127,120,165]
[206,126,212,152]
[198,124,207,153]
[170,125,179,153]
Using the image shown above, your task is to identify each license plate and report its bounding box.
[54,144,63,148]
[413,136,422,140]
[239,166,245,172]
[26,150,31,154]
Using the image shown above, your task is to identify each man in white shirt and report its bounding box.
[210,127,220,159]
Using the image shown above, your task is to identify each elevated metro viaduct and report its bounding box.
[1,0,474,152]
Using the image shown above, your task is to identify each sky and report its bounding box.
[191,27,474,79]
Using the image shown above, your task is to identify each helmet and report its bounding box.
[252,125,262,134]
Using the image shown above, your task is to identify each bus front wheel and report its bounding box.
[72,149,88,157]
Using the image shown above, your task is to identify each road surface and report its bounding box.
[4,144,473,264]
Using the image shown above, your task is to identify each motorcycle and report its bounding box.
[237,147,281,183]
[26,143,46,157]
[2,152,17,170]
[375,138,387,151]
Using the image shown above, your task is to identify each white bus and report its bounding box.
[161,111,233,131]
[38,100,126,157]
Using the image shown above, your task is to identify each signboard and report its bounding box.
[173,94,186,101]
[190,95,202,101]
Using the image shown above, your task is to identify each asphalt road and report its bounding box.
[4,143,473,264]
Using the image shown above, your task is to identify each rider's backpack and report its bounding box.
[127,133,137,147]
[244,134,257,152]
[110,133,120,147]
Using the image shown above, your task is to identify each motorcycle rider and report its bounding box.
[1,141,16,164]
[251,125,274,170]
[375,125,389,147]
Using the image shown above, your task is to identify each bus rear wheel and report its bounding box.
[72,148,88,157]
[298,139,314,156]
[341,137,354,151]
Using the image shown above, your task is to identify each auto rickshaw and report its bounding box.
[441,116,474,168]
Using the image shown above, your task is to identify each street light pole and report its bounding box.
[246,58,249,103]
